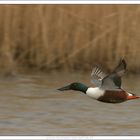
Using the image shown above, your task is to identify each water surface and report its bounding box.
[0,72,140,135]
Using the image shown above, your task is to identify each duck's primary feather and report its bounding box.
[91,65,106,87]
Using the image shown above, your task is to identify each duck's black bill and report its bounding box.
[57,85,71,91]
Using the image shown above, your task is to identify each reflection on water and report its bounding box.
[0,72,140,135]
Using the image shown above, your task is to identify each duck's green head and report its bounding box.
[58,82,88,93]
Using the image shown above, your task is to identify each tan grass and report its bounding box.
[0,5,139,74]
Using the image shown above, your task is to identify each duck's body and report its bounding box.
[58,59,140,103]
[87,87,137,103]
[58,83,139,103]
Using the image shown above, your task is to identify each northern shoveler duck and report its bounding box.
[58,59,140,103]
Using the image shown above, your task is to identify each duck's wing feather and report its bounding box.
[112,59,126,77]
[101,59,127,90]
[91,65,106,87]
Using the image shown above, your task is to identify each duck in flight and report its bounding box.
[58,59,140,103]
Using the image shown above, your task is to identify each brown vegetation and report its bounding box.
[0,5,140,75]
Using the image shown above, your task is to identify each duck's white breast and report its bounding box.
[86,87,105,99]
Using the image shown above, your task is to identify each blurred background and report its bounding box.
[0,5,140,135]
[0,4,140,75]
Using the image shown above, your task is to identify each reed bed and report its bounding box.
[0,5,140,75]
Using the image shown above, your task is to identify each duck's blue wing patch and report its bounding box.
[101,74,122,90]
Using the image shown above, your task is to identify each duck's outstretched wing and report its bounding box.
[101,59,127,90]
[112,59,127,77]
[91,65,106,87]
